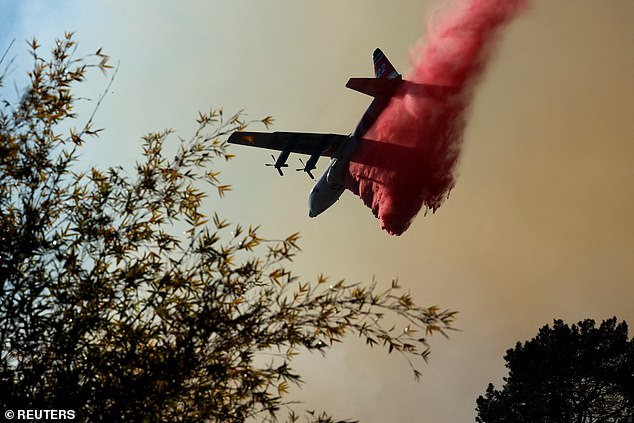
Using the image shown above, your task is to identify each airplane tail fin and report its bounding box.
[346,48,458,98]
[344,48,402,97]
[373,48,399,79]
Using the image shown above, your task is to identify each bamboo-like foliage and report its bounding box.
[0,34,456,423]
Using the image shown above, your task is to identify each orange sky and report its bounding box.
[3,1,633,420]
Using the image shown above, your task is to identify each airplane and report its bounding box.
[228,48,446,218]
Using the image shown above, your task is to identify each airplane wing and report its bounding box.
[228,131,348,156]
[228,131,350,177]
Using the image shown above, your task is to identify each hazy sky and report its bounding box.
[2,1,633,421]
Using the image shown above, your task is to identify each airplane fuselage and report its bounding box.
[308,93,393,218]
[228,48,408,219]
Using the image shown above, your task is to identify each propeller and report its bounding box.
[296,158,315,179]
[265,154,287,176]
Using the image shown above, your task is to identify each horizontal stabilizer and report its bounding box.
[347,78,459,99]
[345,77,403,97]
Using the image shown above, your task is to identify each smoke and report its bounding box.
[345,0,530,235]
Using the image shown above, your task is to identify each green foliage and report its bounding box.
[0,35,456,422]
[476,318,634,423]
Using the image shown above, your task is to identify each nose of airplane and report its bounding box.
[308,188,318,217]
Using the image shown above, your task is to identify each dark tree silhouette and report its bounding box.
[0,34,456,422]
[476,317,634,423]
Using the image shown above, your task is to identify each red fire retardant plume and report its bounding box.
[345,0,529,235]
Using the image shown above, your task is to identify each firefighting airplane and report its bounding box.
[228,48,443,218]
